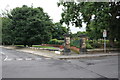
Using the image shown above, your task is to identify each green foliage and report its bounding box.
[0,18,2,44]
[58,2,120,46]
[2,17,13,45]
[86,39,112,48]
[86,43,93,49]
[48,39,64,45]
[32,45,57,49]
[86,40,102,48]
[71,39,93,49]
[51,23,68,40]
[116,42,120,48]
[70,40,80,48]
[2,5,53,46]
[70,31,87,38]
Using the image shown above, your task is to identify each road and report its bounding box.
[1,48,118,78]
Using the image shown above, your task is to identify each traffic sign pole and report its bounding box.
[104,37,106,53]
[103,30,107,53]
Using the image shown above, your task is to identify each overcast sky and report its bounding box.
[0,0,86,33]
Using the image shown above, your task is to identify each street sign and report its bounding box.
[103,30,107,37]
[103,30,107,53]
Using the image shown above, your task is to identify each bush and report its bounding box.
[86,40,104,48]
[70,40,80,48]
[48,39,64,45]
[71,39,93,49]
[86,43,93,49]
[116,42,120,48]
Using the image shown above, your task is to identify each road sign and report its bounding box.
[103,30,107,37]
[103,30,107,53]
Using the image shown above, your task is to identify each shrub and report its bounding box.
[48,39,64,45]
[90,42,102,48]
[86,43,93,49]
[70,40,80,48]
[71,39,93,49]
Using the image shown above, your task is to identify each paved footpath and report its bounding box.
[0,46,119,59]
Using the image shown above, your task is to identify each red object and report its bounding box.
[60,45,64,49]
[42,44,64,49]
[70,46,79,52]
[42,44,79,51]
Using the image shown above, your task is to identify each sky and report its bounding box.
[0,0,86,33]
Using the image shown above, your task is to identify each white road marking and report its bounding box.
[3,55,9,61]
[0,52,5,54]
[2,52,44,61]
[4,58,13,61]
[16,58,23,61]
[35,58,42,60]
[25,58,32,61]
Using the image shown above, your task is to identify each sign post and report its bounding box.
[103,30,107,53]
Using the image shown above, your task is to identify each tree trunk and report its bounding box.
[28,44,32,47]
[24,44,26,47]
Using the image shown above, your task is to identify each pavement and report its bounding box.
[1,47,118,78]
[0,45,119,59]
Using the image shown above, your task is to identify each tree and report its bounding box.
[7,5,53,46]
[2,17,13,45]
[51,23,68,40]
[58,1,120,47]
[70,31,86,38]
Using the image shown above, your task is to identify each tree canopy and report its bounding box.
[2,17,13,45]
[51,22,68,40]
[2,5,53,46]
[58,1,120,46]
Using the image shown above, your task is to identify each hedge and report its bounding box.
[48,39,64,45]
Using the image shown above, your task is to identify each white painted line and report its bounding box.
[25,58,32,61]
[0,52,4,54]
[16,58,23,61]
[3,55,8,61]
[35,58,42,60]
[4,58,12,61]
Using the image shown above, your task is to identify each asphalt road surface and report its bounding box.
[1,48,118,78]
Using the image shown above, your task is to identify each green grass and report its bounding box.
[32,45,57,49]
[15,45,57,49]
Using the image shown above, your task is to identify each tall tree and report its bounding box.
[2,17,13,45]
[58,1,120,47]
[7,5,53,46]
[51,23,68,40]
